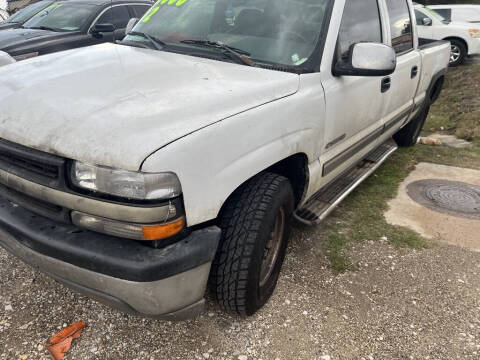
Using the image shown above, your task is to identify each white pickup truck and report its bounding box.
[0,0,450,319]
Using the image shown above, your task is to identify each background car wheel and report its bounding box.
[449,39,466,67]
[209,172,294,316]
[393,105,430,147]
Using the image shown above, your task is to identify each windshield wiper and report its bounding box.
[29,25,59,32]
[128,31,166,50]
[180,39,255,67]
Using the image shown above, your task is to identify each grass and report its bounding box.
[322,64,480,272]
[426,65,480,141]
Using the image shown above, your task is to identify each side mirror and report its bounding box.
[422,17,433,26]
[91,23,115,37]
[334,43,396,77]
[125,18,139,36]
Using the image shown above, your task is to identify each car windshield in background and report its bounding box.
[5,1,55,24]
[424,7,449,23]
[23,3,98,31]
[124,0,329,67]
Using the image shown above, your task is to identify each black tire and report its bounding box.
[209,172,294,316]
[393,105,430,147]
[448,39,467,67]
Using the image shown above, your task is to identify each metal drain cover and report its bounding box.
[407,179,480,220]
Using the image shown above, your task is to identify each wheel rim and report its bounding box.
[450,45,461,63]
[259,208,285,287]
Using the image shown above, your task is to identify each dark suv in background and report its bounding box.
[0,0,152,60]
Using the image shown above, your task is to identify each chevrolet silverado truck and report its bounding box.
[0,0,450,319]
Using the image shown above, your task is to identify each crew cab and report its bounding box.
[0,0,450,319]
[0,0,152,61]
[414,3,480,66]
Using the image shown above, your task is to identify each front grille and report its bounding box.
[0,183,70,223]
[0,138,65,188]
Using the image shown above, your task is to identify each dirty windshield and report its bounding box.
[22,3,98,31]
[124,0,330,67]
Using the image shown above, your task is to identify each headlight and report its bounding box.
[469,29,480,38]
[70,162,182,200]
[12,52,39,61]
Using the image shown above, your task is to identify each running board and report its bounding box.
[294,139,398,225]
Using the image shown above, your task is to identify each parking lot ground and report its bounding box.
[1,66,480,360]
[1,228,480,360]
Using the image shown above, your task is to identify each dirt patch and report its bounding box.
[385,162,480,251]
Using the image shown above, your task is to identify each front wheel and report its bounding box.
[449,39,467,67]
[209,172,294,316]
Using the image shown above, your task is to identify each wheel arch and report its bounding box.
[217,153,309,221]
[443,36,468,53]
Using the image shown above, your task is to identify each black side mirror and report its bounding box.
[334,43,397,77]
[91,23,115,37]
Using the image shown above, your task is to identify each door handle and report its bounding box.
[411,66,419,78]
[381,77,391,93]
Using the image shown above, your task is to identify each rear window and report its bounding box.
[385,0,413,54]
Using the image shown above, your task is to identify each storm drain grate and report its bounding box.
[407,179,480,220]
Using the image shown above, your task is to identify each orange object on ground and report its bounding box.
[46,321,86,360]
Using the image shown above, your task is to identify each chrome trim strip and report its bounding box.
[0,169,174,223]
[322,127,383,176]
[295,142,397,225]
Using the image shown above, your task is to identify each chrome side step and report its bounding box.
[294,139,398,226]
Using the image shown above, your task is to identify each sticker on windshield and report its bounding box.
[34,3,63,17]
[142,0,187,22]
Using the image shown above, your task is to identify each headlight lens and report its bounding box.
[71,162,182,200]
[12,52,39,61]
[469,29,480,38]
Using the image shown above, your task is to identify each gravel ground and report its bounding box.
[1,222,480,360]
[465,56,480,66]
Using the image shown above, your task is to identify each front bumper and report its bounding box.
[468,38,480,56]
[0,196,221,320]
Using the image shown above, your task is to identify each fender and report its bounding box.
[141,78,326,226]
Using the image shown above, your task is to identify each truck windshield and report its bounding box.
[124,0,330,68]
[23,3,98,31]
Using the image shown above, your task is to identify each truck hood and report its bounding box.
[0,43,299,170]
[0,28,76,53]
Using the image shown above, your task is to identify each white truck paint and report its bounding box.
[0,50,14,66]
[414,4,480,65]
[0,0,450,318]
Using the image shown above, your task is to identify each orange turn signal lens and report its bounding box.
[142,217,185,240]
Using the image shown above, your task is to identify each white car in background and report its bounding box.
[414,4,480,66]
[429,4,480,23]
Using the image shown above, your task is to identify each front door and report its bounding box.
[320,0,388,181]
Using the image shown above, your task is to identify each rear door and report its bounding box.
[319,0,389,181]
[381,0,421,136]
